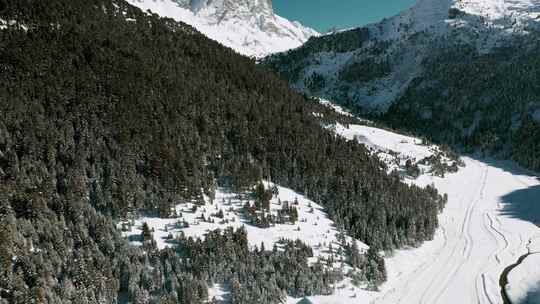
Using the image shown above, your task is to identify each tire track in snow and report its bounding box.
[486,213,510,264]
[415,196,469,303]
[475,212,506,304]
[472,165,513,304]
[372,157,540,304]
[375,160,487,304]
[374,223,450,304]
[429,163,489,304]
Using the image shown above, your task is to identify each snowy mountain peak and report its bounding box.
[371,0,540,41]
[128,0,318,57]
[189,0,274,18]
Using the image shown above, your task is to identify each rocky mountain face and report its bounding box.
[128,0,318,57]
[264,0,540,171]
[187,0,274,22]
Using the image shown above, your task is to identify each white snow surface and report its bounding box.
[369,0,540,41]
[328,123,455,175]
[127,0,318,57]
[333,124,433,161]
[207,283,230,303]
[372,158,540,304]
[317,98,353,117]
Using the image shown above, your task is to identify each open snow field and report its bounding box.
[373,157,540,304]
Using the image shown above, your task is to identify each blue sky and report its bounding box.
[273,0,417,32]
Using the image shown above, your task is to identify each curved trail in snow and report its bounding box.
[372,157,540,304]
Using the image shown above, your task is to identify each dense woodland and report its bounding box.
[0,0,445,303]
[384,35,540,171]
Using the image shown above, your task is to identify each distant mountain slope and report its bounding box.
[0,0,444,303]
[264,0,540,171]
[127,0,318,57]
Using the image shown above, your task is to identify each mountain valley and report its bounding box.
[0,0,539,304]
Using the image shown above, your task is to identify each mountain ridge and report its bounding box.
[128,0,318,57]
[264,0,540,171]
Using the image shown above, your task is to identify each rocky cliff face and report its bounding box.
[129,0,318,57]
[189,0,274,21]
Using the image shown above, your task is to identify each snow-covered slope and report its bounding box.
[118,97,540,303]
[120,182,367,258]
[127,0,318,57]
[330,123,458,175]
[369,0,540,41]
[121,181,374,302]
[284,101,540,304]
[317,115,540,304]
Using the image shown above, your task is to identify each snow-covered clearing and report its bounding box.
[328,123,457,175]
[333,124,433,161]
[121,181,373,303]
[317,98,353,117]
[121,182,368,259]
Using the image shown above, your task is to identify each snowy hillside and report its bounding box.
[285,103,540,304]
[120,182,368,258]
[127,0,318,57]
[117,97,540,304]
[265,0,540,178]
[121,182,377,302]
[313,107,540,304]
[369,0,540,41]
[265,0,540,110]
[330,123,460,176]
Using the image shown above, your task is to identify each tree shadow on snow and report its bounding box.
[471,157,540,226]
[500,185,540,227]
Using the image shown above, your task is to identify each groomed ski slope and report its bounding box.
[327,123,540,304]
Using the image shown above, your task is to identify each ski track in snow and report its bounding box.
[286,122,540,304]
[370,157,540,304]
[285,122,540,304]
